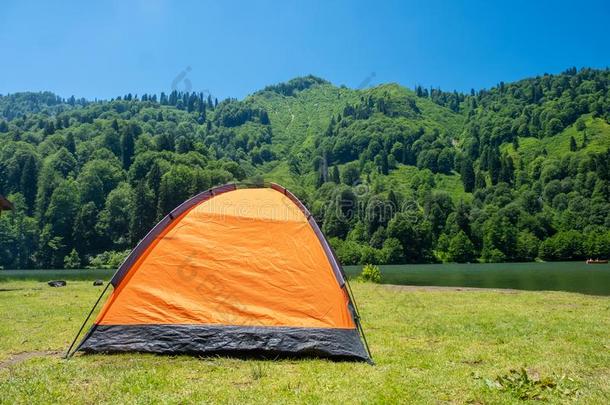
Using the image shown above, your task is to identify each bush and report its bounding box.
[360,245,382,264]
[481,247,506,263]
[381,237,405,264]
[334,240,362,265]
[87,250,131,269]
[63,249,81,269]
[359,264,382,283]
[538,230,585,261]
[447,231,476,263]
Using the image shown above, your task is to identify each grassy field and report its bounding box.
[1,280,609,404]
[502,116,610,165]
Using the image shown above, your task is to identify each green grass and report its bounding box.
[250,81,463,160]
[384,164,471,202]
[502,116,610,164]
[258,160,301,191]
[249,84,362,155]
[1,280,609,403]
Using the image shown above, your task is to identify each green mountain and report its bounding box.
[1,68,610,269]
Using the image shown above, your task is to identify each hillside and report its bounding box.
[1,69,610,269]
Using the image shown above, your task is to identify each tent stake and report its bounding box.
[64,282,111,359]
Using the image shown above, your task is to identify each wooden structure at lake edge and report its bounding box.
[0,195,13,216]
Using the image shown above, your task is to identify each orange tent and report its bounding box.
[69,183,371,362]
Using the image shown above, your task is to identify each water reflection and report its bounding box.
[344,262,610,296]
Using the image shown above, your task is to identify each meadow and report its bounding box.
[1,279,609,403]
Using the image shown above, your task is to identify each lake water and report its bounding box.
[2,262,609,296]
[345,262,610,296]
[0,269,114,283]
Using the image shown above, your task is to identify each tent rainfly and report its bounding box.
[67,183,372,363]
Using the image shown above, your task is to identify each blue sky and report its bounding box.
[1,0,608,100]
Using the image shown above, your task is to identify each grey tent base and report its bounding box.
[78,324,371,362]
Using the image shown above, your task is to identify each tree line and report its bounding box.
[1,68,610,268]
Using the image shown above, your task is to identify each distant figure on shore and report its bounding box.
[586,258,608,264]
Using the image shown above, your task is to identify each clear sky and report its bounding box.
[1,0,608,100]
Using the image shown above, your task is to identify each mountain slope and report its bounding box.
[1,69,610,269]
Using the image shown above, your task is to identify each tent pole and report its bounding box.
[325,235,374,364]
[64,282,111,359]
[343,271,374,364]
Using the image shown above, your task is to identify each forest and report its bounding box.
[1,69,610,269]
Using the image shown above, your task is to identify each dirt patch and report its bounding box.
[0,351,60,369]
[383,284,521,294]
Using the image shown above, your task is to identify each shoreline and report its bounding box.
[381,284,521,293]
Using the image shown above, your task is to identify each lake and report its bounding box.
[345,262,610,296]
[0,269,114,283]
[1,262,609,296]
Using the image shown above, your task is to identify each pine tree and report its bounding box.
[460,157,475,192]
[20,155,38,214]
[331,165,340,183]
[200,102,206,122]
[388,190,399,213]
[147,163,162,193]
[130,182,156,244]
[169,90,178,106]
[44,121,55,135]
[73,202,99,254]
[198,93,205,114]
[121,131,135,169]
[65,132,76,154]
[111,119,119,132]
[160,92,168,105]
[480,146,489,170]
[499,155,515,184]
[475,170,487,190]
[488,148,501,185]
[43,179,80,267]
[380,151,389,175]
[260,110,270,125]
[315,169,325,188]
[569,135,577,152]
[156,176,173,220]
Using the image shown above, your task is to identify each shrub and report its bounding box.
[481,247,506,263]
[334,240,362,265]
[359,264,382,283]
[360,245,382,264]
[87,250,131,269]
[538,230,585,261]
[486,368,579,401]
[381,237,405,264]
[447,231,476,263]
[63,249,81,269]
